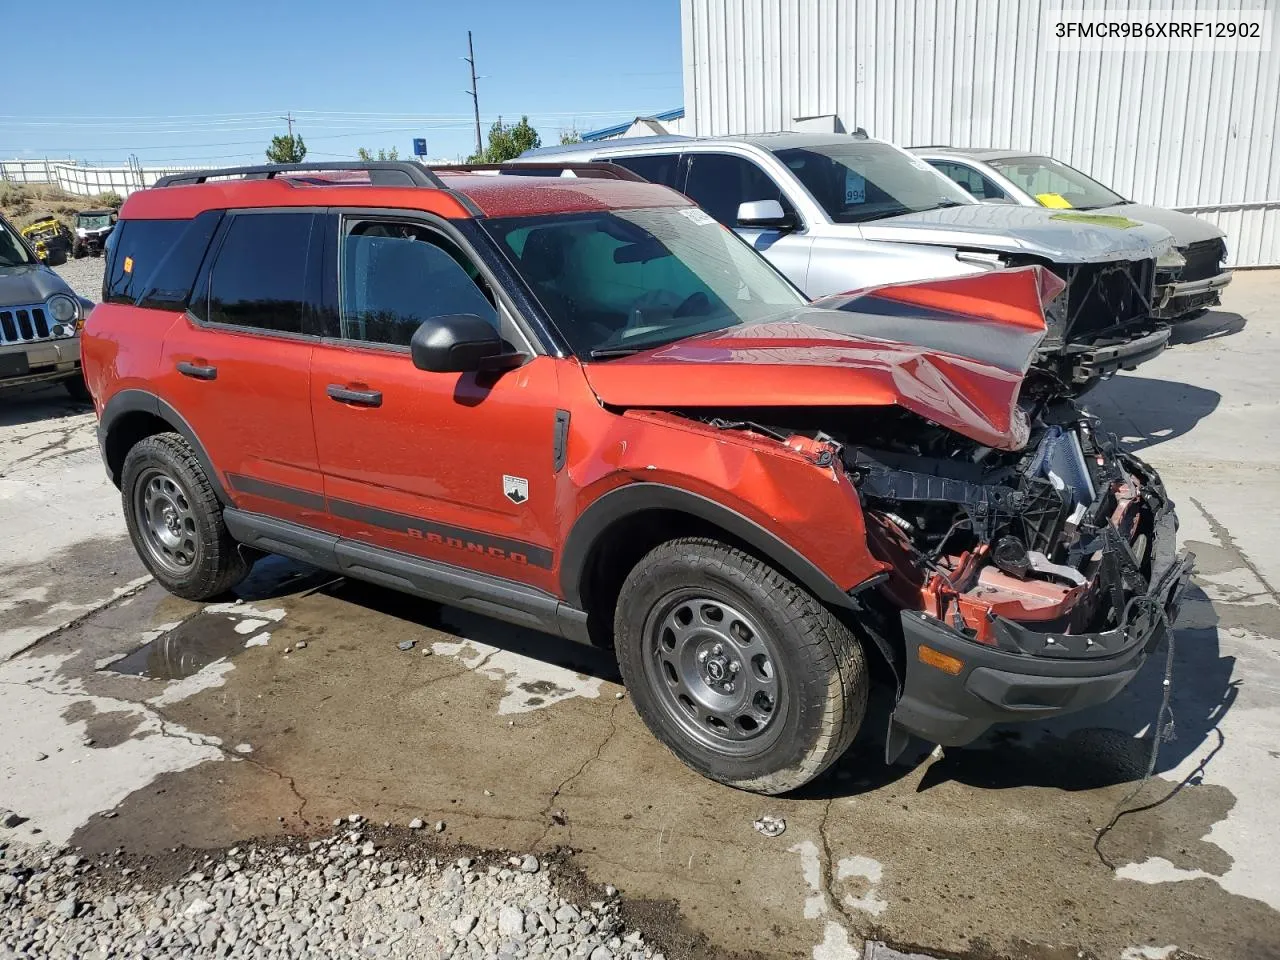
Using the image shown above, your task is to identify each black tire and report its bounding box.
[63,372,91,402]
[614,537,867,794]
[73,243,86,259]
[121,433,248,601]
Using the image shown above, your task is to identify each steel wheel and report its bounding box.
[641,593,785,755]
[133,467,200,577]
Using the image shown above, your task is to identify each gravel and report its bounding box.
[50,257,106,303]
[0,824,664,960]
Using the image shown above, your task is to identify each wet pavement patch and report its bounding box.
[103,603,284,680]
[104,616,249,680]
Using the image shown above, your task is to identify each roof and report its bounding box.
[525,130,873,159]
[908,146,1036,161]
[582,107,685,142]
[119,170,688,221]
[442,174,689,217]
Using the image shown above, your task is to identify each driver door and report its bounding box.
[681,152,814,290]
[309,213,563,594]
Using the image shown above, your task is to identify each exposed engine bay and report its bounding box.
[688,398,1181,655]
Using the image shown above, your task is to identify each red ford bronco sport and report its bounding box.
[84,161,1192,794]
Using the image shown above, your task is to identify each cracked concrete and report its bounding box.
[3,276,1280,958]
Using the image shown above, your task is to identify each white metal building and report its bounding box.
[679,0,1280,266]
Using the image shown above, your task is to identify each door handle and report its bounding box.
[177,361,217,381]
[326,384,383,408]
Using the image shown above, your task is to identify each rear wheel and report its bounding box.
[614,537,867,794]
[121,433,248,601]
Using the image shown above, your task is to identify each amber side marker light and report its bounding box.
[918,645,965,676]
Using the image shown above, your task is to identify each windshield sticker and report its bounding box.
[679,207,717,227]
[1036,192,1074,209]
[844,171,866,205]
[1050,212,1143,230]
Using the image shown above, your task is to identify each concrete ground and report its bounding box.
[2,271,1279,960]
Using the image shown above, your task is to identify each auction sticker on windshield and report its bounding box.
[679,207,717,226]
[844,170,866,205]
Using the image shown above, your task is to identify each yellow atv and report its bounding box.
[19,216,73,267]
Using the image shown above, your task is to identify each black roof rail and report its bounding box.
[430,161,647,182]
[154,161,448,189]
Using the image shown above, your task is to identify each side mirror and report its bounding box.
[411,314,515,373]
[736,199,794,230]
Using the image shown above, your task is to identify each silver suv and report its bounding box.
[0,213,93,399]
[525,132,1179,389]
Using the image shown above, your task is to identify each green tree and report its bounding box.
[467,116,542,163]
[266,134,307,164]
[559,128,583,145]
[357,146,400,161]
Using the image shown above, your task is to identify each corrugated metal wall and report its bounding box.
[681,0,1280,266]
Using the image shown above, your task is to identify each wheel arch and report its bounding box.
[561,483,858,647]
[100,390,229,503]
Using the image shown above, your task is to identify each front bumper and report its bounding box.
[1069,325,1171,383]
[1153,270,1233,320]
[888,479,1195,752]
[0,336,82,389]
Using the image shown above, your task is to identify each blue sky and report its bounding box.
[1,0,682,166]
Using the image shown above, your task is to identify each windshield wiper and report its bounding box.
[588,346,644,359]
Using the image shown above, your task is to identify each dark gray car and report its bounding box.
[0,213,94,398]
[914,147,1232,320]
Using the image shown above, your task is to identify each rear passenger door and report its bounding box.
[681,152,814,289]
[162,210,327,528]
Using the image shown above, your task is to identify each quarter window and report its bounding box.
[206,213,315,334]
[339,220,498,347]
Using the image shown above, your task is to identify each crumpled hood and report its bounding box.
[1084,203,1225,247]
[859,203,1175,263]
[584,267,1060,451]
[0,263,77,308]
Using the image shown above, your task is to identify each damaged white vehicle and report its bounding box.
[523,131,1180,391]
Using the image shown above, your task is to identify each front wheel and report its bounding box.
[614,538,868,794]
[121,433,248,600]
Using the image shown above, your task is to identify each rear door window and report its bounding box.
[927,160,1011,202]
[603,154,682,187]
[682,153,796,226]
[201,212,317,334]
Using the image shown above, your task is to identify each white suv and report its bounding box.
[525,132,1178,389]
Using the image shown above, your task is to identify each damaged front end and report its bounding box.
[841,404,1194,756]
[1040,258,1170,388]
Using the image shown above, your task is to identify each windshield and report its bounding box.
[0,219,33,267]
[80,214,113,230]
[987,156,1126,210]
[483,206,806,358]
[773,141,975,224]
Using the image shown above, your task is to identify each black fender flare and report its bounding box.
[559,482,856,611]
[99,389,229,503]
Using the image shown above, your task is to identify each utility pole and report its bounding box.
[464,32,482,158]
[280,112,295,139]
